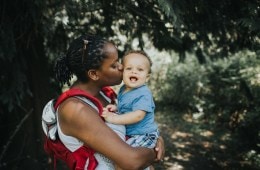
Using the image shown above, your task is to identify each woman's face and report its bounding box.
[98,42,123,86]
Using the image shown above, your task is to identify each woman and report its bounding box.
[54,34,164,169]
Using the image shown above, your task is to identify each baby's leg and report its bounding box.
[126,133,158,170]
[148,165,154,170]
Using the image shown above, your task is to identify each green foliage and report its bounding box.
[153,56,208,111]
[244,150,260,169]
[207,51,259,110]
[154,50,260,121]
[157,0,180,29]
[42,0,260,61]
[0,68,32,112]
[1,0,259,112]
[237,2,260,36]
[153,50,260,153]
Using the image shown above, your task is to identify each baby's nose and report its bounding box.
[118,63,123,71]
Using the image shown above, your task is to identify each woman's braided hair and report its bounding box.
[54,34,110,86]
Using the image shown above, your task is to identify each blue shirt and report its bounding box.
[118,85,158,135]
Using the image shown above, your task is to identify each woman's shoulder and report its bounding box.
[58,97,98,120]
[58,96,104,136]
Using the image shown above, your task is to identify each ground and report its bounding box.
[153,106,259,170]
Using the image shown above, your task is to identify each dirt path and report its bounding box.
[153,107,257,170]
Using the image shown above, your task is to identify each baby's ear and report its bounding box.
[146,74,151,82]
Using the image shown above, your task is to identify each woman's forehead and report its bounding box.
[104,42,118,55]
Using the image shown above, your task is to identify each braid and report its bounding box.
[54,54,73,86]
[54,34,111,86]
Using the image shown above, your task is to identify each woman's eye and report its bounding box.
[112,64,117,68]
[112,61,122,69]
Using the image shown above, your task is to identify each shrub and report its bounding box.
[152,50,260,127]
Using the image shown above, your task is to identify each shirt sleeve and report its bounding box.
[132,92,154,113]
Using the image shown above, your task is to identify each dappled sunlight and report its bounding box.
[199,130,214,137]
[171,131,194,148]
[182,114,193,122]
[155,107,259,170]
[220,133,231,141]
[171,131,193,139]
[219,144,227,150]
[199,140,226,150]
[158,125,232,169]
[160,156,186,170]
[172,152,192,161]
[201,141,213,148]
[173,141,192,148]
[164,161,184,170]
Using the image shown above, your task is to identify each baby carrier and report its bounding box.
[41,87,116,170]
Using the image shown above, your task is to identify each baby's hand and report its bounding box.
[101,110,117,122]
[105,104,117,112]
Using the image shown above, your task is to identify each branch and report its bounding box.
[0,107,33,164]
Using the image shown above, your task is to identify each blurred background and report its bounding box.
[0,0,259,169]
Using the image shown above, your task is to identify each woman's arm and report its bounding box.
[58,98,155,169]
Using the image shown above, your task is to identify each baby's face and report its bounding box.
[122,53,150,90]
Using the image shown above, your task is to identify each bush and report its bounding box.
[152,55,208,111]
[152,50,260,128]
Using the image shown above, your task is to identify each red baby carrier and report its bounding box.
[42,87,116,170]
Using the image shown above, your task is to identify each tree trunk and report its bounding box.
[0,0,56,168]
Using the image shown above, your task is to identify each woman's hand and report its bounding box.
[154,136,165,162]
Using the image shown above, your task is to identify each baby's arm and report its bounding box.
[102,109,146,125]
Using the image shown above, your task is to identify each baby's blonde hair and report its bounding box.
[122,50,152,73]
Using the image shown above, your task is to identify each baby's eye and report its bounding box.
[125,67,131,70]
[138,68,144,71]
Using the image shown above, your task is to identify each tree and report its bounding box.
[0,0,56,168]
[157,0,260,61]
